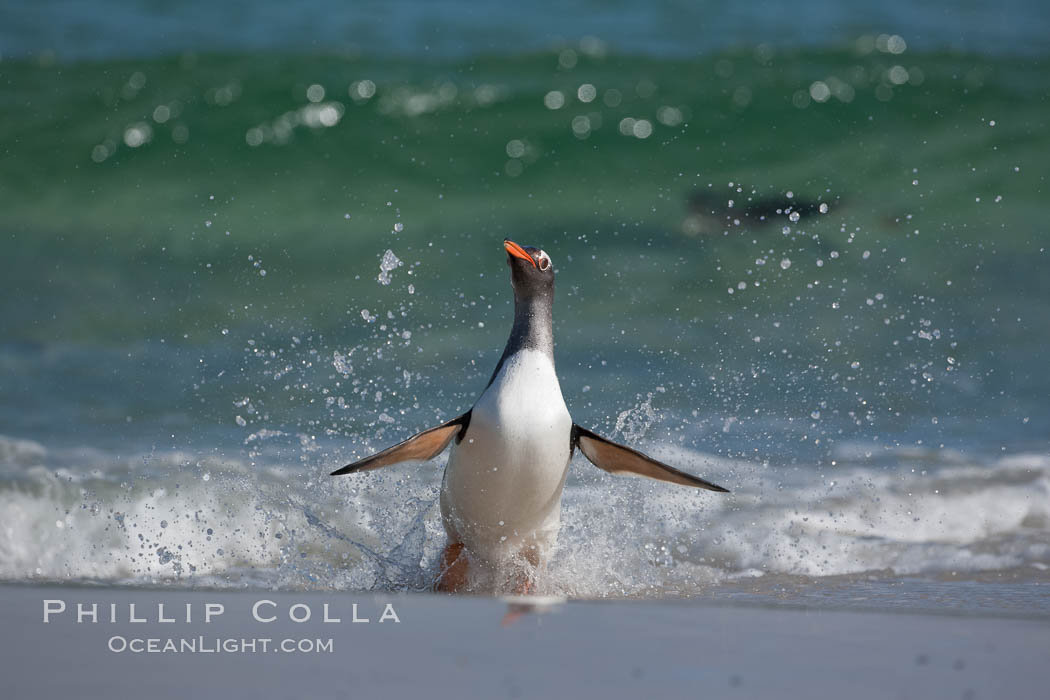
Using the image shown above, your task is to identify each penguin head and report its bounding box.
[503,239,554,300]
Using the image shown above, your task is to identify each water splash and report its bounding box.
[377,249,402,286]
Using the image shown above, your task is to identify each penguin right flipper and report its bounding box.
[331,412,470,476]
[572,424,729,492]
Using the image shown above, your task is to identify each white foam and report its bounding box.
[1,434,1048,595]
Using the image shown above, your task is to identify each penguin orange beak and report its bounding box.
[503,239,537,268]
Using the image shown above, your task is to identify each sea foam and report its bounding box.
[1,434,1047,596]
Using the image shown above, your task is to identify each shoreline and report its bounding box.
[6,569,1048,619]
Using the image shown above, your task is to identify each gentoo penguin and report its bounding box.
[331,239,728,593]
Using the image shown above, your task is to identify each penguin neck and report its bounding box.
[510,292,554,358]
[485,292,554,388]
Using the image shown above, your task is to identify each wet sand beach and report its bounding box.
[6,584,1049,699]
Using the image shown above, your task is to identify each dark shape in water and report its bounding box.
[683,190,827,236]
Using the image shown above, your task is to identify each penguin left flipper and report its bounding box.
[572,424,729,492]
[331,412,470,476]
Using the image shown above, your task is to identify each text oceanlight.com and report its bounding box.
[107,636,334,654]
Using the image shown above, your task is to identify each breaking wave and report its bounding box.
[2,434,1047,596]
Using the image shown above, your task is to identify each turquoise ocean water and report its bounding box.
[1,2,1048,603]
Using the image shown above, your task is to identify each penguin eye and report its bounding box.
[537,254,550,271]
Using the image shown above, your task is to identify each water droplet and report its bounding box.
[123,122,153,148]
[543,90,565,110]
[558,49,577,70]
[505,139,525,158]
[377,249,402,285]
[572,114,592,138]
[780,258,792,270]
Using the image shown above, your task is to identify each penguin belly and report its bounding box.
[440,349,572,566]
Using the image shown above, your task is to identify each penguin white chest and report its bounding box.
[441,349,572,560]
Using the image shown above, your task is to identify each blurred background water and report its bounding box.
[1,1,1048,600]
